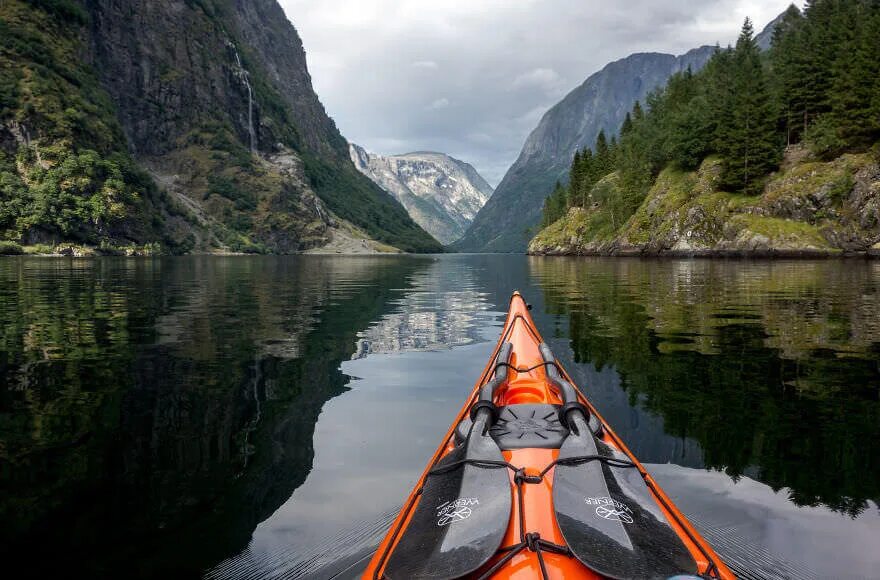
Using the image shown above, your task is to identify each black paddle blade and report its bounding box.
[384,415,512,579]
[553,415,698,579]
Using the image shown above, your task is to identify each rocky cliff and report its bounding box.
[349,144,492,244]
[529,146,880,257]
[0,0,441,254]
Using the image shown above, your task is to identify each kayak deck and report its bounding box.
[364,293,734,580]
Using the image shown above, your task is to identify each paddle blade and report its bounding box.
[553,418,698,579]
[384,419,512,579]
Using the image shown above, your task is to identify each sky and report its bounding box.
[279,0,804,186]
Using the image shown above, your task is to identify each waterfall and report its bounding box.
[228,41,257,154]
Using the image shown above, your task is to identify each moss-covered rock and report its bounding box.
[529,146,880,257]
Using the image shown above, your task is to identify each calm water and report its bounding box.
[1,255,879,579]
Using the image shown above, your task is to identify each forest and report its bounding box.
[541,1,880,228]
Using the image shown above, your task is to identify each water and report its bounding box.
[1,255,878,579]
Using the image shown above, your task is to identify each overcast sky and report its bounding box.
[279,0,803,185]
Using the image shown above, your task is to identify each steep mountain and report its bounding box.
[0,0,441,254]
[349,144,492,244]
[755,9,788,51]
[453,47,716,253]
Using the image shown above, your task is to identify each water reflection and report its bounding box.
[353,260,492,357]
[2,255,879,579]
[0,256,433,578]
[529,257,880,516]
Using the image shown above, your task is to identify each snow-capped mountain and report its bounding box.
[349,144,493,245]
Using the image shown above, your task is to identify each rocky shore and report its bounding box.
[529,147,880,259]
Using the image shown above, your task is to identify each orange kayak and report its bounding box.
[364,292,734,580]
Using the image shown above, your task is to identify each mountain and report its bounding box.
[456,11,795,254]
[349,144,492,244]
[452,12,792,254]
[453,47,716,253]
[755,9,789,51]
[0,0,441,254]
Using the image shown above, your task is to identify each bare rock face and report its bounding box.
[85,0,344,161]
[349,144,492,245]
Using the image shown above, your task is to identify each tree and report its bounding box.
[594,130,612,177]
[828,1,880,148]
[578,148,595,206]
[541,181,569,227]
[621,112,634,137]
[769,4,807,144]
[569,150,583,206]
[718,19,782,193]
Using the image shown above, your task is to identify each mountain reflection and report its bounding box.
[530,257,880,516]
[0,256,430,578]
[353,260,492,357]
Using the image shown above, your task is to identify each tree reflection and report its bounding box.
[532,257,880,516]
[0,256,430,577]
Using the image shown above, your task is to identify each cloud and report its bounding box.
[511,68,567,96]
[427,98,450,110]
[280,0,805,186]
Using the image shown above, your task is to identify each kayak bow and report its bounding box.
[364,292,734,580]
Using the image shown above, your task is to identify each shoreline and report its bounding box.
[528,247,880,259]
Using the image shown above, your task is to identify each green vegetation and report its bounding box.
[0,0,168,247]
[539,1,880,235]
[0,240,23,254]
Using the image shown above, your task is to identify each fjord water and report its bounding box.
[1,255,878,579]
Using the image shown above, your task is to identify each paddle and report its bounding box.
[383,345,514,579]
[553,412,699,579]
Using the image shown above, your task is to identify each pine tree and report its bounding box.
[632,101,644,122]
[595,130,611,177]
[829,1,880,147]
[621,112,634,137]
[798,0,855,131]
[665,67,711,169]
[569,150,583,206]
[770,4,807,144]
[705,46,736,155]
[718,19,783,193]
[579,148,595,206]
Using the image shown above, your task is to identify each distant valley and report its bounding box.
[349,145,492,245]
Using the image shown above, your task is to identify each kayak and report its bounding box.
[363,292,734,580]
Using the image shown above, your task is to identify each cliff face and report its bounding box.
[0,0,441,253]
[454,47,716,253]
[85,0,342,159]
[529,147,880,257]
[349,144,492,244]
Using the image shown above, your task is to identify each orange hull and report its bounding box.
[364,292,734,579]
